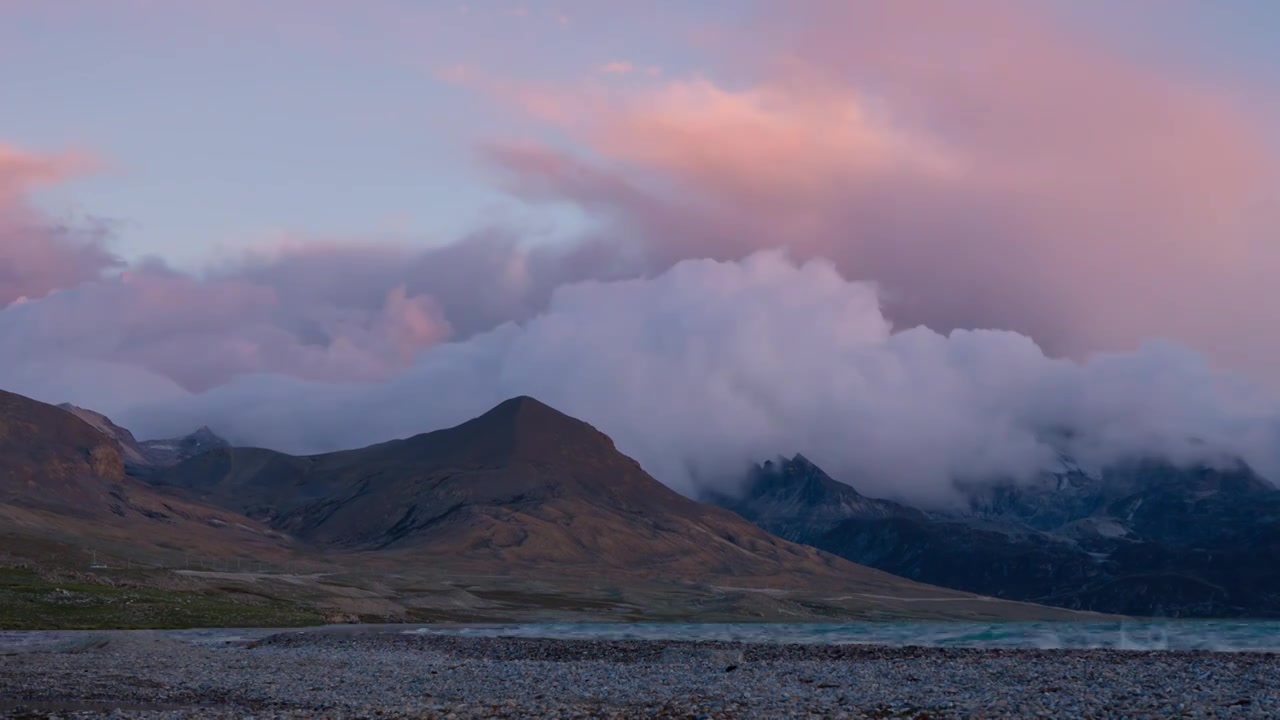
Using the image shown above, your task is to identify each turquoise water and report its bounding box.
[404,621,1280,652]
[5,621,1280,653]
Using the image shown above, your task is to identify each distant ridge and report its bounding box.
[58,402,229,469]
[711,453,1280,617]
[0,389,291,558]
[705,454,924,543]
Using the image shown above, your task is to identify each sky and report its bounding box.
[1,0,745,265]
[4,1,1274,267]
[2,1,1280,502]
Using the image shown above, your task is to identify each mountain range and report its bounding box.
[0,390,292,565]
[57,403,229,470]
[709,454,1280,617]
[147,396,883,582]
[2,388,1091,626]
[8,385,1276,622]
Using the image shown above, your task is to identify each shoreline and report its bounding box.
[8,616,1280,654]
[3,632,1278,718]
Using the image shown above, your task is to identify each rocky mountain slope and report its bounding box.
[2,389,1103,623]
[57,403,229,470]
[148,398,942,587]
[712,454,1280,617]
[706,454,924,542]
[0,389,292,562]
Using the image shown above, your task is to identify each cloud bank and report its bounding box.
[9,250,1278,508]
[2,1,1279,505]
[466,0,1280,377]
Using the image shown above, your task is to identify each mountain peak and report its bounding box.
[184,426,228,445]
[344,396,627,480]
[789,453,818,470]
[758,454,863,499]
[155,395,692,551]
[706,453,925,542]
[480,395,571,426]
[430,395,616,464]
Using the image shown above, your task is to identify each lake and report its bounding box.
[401,620,1280,652]
[5,620,1280,654]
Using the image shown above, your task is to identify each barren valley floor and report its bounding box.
[2,630,1278,719]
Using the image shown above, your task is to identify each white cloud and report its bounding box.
[16,251,1272,507]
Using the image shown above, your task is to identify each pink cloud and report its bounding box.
[470,0,1280,379]
[3,0,1279,409]
[599,61,634,75]
[0,145,97,197]
[0,145,120,308]
[1,257,452,392]
[587,78,962,205]
[3,1,1279,494]
[0,216,636,393]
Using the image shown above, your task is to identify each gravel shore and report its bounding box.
[2,630,1277,718]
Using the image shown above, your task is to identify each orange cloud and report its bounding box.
[599,61,634,75]
[0,144,98,204]
[587,78,963,204]
[0,144,117,307]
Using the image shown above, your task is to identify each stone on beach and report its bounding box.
[1,631,1277,718]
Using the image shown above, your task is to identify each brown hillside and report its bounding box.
[4,389,1103,622]
[0,389,293,561]
[155,397,947,591]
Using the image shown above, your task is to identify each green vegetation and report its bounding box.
[0,568,323,630]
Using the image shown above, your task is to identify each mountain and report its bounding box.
[712,454,1280,617]
[705,454,925,542]
[57,403,229,470]
[55,403,150,468]
[0,390,292,562]
[4,389,1100,624]
[142,395,1096,617]
[4,390,130,506]
[137,426,230,467]
[149,398,925,583]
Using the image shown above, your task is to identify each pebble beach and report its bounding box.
[2,630,1278,719]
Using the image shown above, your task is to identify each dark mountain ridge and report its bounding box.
[712,453,1280,617]
[705,454,924,542]
[57,403,230,470]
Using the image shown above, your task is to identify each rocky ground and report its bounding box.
[1,631,1277,718]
